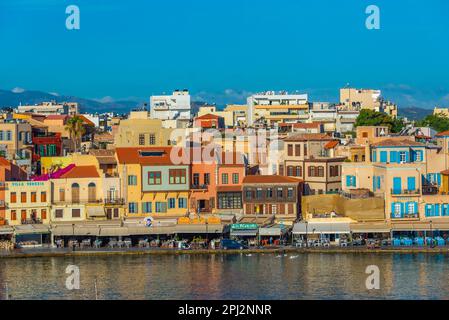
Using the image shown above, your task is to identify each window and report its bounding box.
[178,198,187,208]
[304,144,308,156]
[10,192,16,203]
[41,192,47,202]
[55,209,63,218]
[168,198,176,209]
[394,203,401,214]
[309,166,316,177]
[128,202,138,213]
[139,134,145,145]
[6,131,11,141]
[271,205,277,215]
[204,173,210,185]
[156,202,167,213]
[232,173,239,184]
[346,175,357,187]
[21,192,26,203]
[41,209,47,220]
[317,166,324,177]
[169,169,186,184]
[71,183,80,203]
[31,192,37,203]
[88,182,96,202]
[142,202,152,213]
[114,208,119,218]
[277,188,283,198]
[222,173,229,184]
[149,134,156,145]
[0,131,3,140]
[399,151,407,163]
[245,189,252,200]
[21,210,26,221]
[218,192,242,209]
[128,175,137,186]
[287,187,294,199]
[295,144,301,156]
[11,210,16,220]
[266,188,273,198]
[72,209,81,218]
[278,165,284,176]
[362,132,368,138]
[287,166,294,176]
[408,203,415,214]
[193,173,200,185]
[59,189,65,202]
[296,166,302,177]
[287,144,293,156]
[148,172,162,185]
[256,188,263,199]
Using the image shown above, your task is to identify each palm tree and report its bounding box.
[65,116,86,153]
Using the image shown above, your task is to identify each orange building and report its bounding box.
[0,157,27,225]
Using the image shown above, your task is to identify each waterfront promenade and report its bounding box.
[3,245,449,259]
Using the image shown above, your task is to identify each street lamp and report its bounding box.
[305,221,308,248]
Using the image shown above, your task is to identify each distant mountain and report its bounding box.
[0,89,142,114]
[399,107,433,121]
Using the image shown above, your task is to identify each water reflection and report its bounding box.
[1,253,449,299]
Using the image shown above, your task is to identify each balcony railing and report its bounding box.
[21,218,43,225]
[191,184,209,190]
[104,198,125,205]
[390,189,421,196]
[391,213,419,219]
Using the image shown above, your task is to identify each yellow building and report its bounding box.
[114,112,174,147]
[224,104,248,127]
[116,147,190,220]
[340,88,398,118]
[197,105,234,127]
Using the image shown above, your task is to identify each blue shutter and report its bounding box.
[437,174,442,186]
[404,202,410,214]
[405,151,410,163]
[346,175,351,187]
[353,176,357,187]
[435,204,441,217]
[418,150,423,162]
[407,177,416,191]
[372,151,377,162]
[390,151,398,163]
[414,202,418,215]
[391,202,396,218]
[393,177,402,194]
[380,151,387,163]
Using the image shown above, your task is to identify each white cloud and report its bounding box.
[49,92,59,96]
[11,87,25,93]
[95,96,115,103]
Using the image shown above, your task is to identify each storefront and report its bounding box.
[230,223,259,245]
[292,221,351,244]
[14,224,51,247]
[258,224,288,246]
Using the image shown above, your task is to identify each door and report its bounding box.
[21,210,27,222]
[407,177,416,191]
[393,177,402,194]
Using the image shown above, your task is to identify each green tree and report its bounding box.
[416,114,449,132]
[65,116,86,152]
[354,109,404,133]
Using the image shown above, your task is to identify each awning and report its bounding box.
[99,226,130,237]
[231,230,258,237]
[292,222,350,235]
[217,186,242,192]
[351,223,391,234]
[125,225,176,235]
[87,206,105,218]
[391,222,449,231]
[15,224,50,235]
[175,224,223,234]
[0,226,14,235]
[52,225,100,236]
[259,227,283,236]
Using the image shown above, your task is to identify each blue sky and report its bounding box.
[1,0,449,108]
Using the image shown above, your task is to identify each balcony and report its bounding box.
[391,213,419,220]
[53,199,103,205]
[104,198,125,206]
[390,189,421,196]
[422,185,439,195]
[21,218,43,225]
[191,184,209,191]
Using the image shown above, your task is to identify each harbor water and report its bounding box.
[1,253,449,300]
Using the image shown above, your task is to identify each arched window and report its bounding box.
[296,166,301,177]
[309,166,315,177]
[71,183,80,203]
[88,182,96,203]
[329,166,334,177]
[287,166,294,176]
[318,166,324,177]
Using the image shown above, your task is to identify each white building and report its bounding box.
[150,90,191,128]
[17,101,78,116]
[246,91,309,126]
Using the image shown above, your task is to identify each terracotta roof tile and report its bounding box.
[324,140,339,149]
[116,147,183,165]
[0,157,11,166]
[284,133,333,142]
[196,114,222,120]
[60,165,100,179]
[436,131,449,137]
[371,139,426,147]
